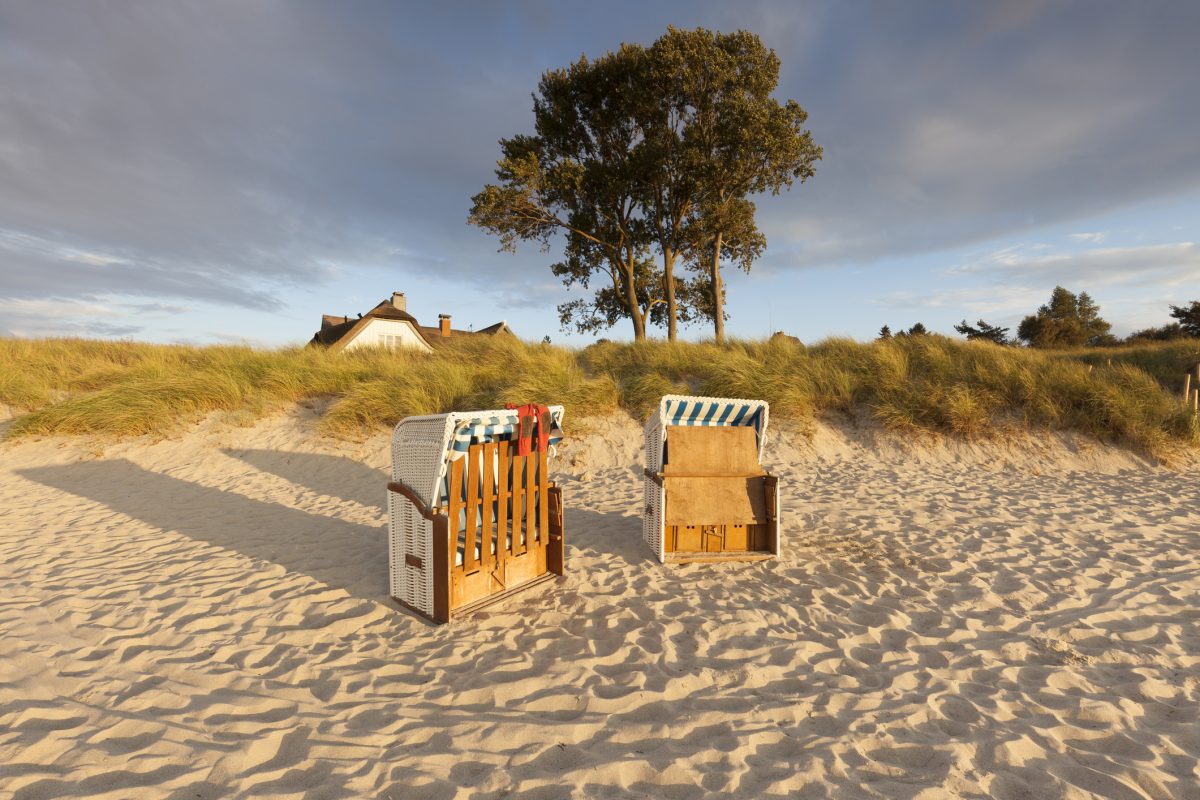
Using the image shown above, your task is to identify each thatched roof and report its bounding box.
[310,298,509,350]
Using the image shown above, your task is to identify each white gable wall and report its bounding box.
[342,318,432,353]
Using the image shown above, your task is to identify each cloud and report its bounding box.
[0,295,193,338]
[874,240,1200,334]
[764,1,1200,268]
[1070,232,1109,244]
[1,1,1198,343]
[0,228,287,309]
[873,285,1046,318]
[0,3,543,312]
[952,242,1200,289]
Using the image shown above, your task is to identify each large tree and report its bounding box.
[1169,300,1200,337]
[1017,286,1114,348]
[470,27,819,342]
[652,27,821,342]
[468,47,663,340]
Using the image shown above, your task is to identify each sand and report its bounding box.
[0,407,1198,799]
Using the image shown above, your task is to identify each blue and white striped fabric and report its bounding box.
[449,411,564,458]
[662,397,765,448]
[448,412,564,455]
[436,408,565,506]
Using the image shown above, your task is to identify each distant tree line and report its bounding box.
[879,287,1200,348]
[877,323,929,340]
[469,26,821,343]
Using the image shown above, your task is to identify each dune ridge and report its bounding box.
[0,408,1197,799]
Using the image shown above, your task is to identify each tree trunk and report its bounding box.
[663,247,678,342]
[710,231,725,343]
[618,257,646,341]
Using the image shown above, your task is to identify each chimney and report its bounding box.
[391,292,406,311]
[438,314,451,337]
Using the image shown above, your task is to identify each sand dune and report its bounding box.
[1,408,1198,799]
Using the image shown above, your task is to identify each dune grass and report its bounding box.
[2,335,1198,456]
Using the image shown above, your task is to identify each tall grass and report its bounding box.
[2,335,1197,456]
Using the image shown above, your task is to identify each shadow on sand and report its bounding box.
[563,504,653,567]
[20,458,388,602]
[220,448,389,510]
[19,456,646,608]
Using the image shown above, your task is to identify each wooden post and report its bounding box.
[447,457,464,605]
[547,485,565,576]
[525,454,537,552]
[463,447,479,574]
[511,451,525,556]
[481,442,495,575]
[1193,388,1198,413]
[496,442,510,570]
[431,513,451,624]
[1185,373,1193,405]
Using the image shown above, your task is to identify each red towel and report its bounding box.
[506,403,551,455]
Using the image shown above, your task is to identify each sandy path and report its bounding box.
[0,411,1197,799]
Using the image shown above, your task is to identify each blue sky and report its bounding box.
[1,1,1198,345]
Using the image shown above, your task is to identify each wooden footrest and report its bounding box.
[665,551,774,564]
[452,572,559,618]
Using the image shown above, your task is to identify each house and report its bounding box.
[309,292,512,353]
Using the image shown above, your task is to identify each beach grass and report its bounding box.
[2,335,1198,456]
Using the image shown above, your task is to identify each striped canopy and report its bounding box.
[436,407,564,506]
[449,410,564,459]
[658,395,768,454]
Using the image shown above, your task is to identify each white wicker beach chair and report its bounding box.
[643,395,780,563]
[387,405,565,622]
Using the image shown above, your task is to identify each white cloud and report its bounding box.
[873,285,1045,317]
[873,241,1200,335]
[3,3,1200,343]
[951,241,1200,288]
[1069,231,1108,243]
[0,228,129,267]
[0,295,192,338]
[0,297,119,319]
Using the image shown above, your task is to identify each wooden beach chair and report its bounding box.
[643,395,780,563]
[386,405,566,623]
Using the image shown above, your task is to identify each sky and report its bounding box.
[1,0,1198,346]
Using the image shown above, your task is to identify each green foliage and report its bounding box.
[643,27,821,342]
[884,322,929,338]
[1126,322,1190,342]
[2,336,1197,458]
[469,46,660,340]
[468,26,820,343]
[1168,300,1200,338]
[954,319,1011,345]
[1017,286,1114,347]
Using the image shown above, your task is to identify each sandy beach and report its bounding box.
[1,407,1198,799]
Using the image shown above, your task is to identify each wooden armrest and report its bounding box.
[386,481,439,520]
